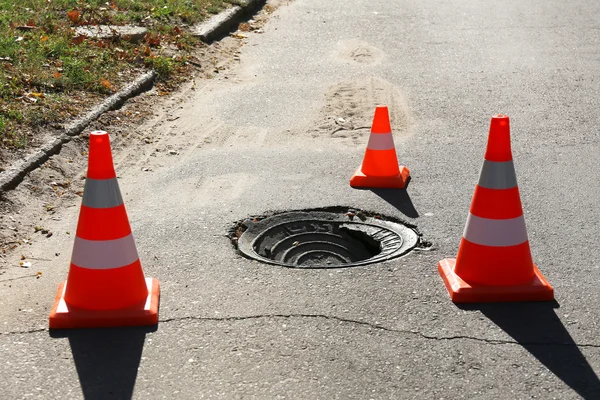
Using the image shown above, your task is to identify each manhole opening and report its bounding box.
[232,207,423,269]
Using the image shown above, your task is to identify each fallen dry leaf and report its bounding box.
[238,23,251,32]
[146,34,161,47]
[71,35,85,45]
[67,10,80,23]
[100,79,112,90]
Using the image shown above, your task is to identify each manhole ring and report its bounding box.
[233,208,420,268]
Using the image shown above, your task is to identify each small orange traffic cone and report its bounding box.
[49,131,160,329]
[438,115,554,303]
[350,105,410,189]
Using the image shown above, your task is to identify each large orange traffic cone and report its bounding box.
[350,105,410,189]
[438,115,554,303]
[49,131,160,329]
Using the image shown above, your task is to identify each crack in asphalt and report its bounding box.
[158,313,600,349]
[0,327,47,336]
[1,314,598,349]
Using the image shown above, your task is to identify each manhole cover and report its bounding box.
[233,208,420,268]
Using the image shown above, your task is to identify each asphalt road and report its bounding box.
[1,0,600,399]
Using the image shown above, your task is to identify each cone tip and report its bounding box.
[371,105,391,133]
[89,131,110,146]
[485,114,512,162]
[87,130,116,179]
[491,114,509,126]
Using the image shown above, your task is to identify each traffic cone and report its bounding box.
[49,131,160,329]
[350,105,410,189]
[438,115,554,303]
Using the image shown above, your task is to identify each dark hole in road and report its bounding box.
[232,207,421,268]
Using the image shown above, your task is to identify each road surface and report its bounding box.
[1,0,599,398]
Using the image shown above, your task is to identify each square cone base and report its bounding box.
[438,259,554,303]
[350,165,410,189]
[49,278,160,329]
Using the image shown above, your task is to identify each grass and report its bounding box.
[0,0,235,150]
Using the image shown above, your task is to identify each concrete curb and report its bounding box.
[0,0,268,194]
[192,0,266,42]
[0,71,156,193]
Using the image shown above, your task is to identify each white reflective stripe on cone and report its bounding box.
[71,234,139,270]
[462,213,528,247]
[478,160,518,190]
[367,132,395,150]
[82,177,124,209]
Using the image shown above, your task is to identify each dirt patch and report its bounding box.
[309,77,413,145]
[0,0,245,154]
[0,2,284,267]
[338,39,385,65]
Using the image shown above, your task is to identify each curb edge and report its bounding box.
[0,71,156,193]
[192,0,267,43]
[0,0,268,194]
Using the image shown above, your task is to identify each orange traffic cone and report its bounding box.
[350,106,410,189]
[438,115,554,303]
[49,131,160,329]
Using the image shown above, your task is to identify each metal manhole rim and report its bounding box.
[235,209,420,269]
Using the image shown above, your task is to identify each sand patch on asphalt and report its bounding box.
[338,39,385,65]
[309,77,413,145]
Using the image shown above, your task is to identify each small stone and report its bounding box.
[74,25,148,43]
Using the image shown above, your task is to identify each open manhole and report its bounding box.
[232,208,420,268]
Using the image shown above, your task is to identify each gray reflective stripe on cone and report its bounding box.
[463,213,528,247]
[82,177,123,209]
[478,160,518,190]
[367,132,395,150]
[71,234,139,270]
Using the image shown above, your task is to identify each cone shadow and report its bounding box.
[370,186,419,218]
[50,325,156,400]
[459,302,600,399]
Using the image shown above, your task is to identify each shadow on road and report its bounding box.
[370,187,419,218]
[50,325,156,400]
[459,301,600,399]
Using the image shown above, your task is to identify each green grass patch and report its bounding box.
[0,0,234,150]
